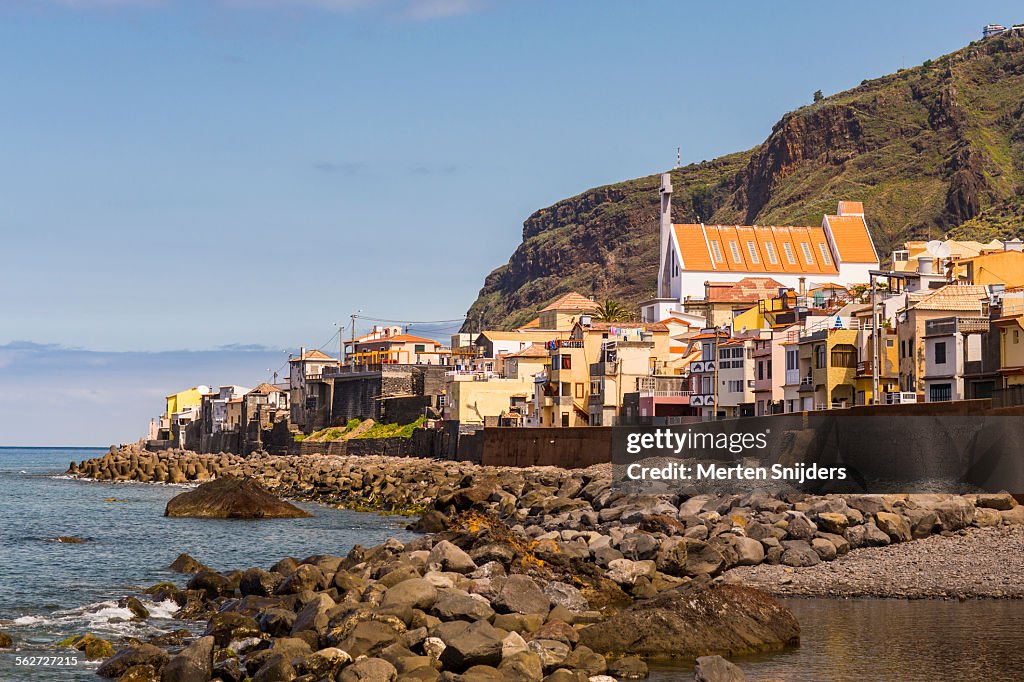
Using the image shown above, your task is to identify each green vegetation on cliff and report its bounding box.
[466,33,1024,331]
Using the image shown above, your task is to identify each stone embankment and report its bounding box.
[67,444,1024,681]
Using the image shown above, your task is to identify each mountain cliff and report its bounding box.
[465,32,1024,331]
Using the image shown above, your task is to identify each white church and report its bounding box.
[641,173,880,322]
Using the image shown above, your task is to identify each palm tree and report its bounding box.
[594,299,631,323]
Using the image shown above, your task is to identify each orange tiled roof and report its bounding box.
[248,382,283,395]
[674,224,840,275]
[706,277,787,303]
[540,292,600,312]
[584,321,669,332]
[289,348,336,363]
[517,317,542,329]
[824,214,878,263]
[909,285,988,312]
[359,334,439,345]
[506,343,551,358]
[478,330,568,342]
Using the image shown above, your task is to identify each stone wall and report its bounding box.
[482,427,613,468]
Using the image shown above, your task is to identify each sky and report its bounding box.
[1,0,1019,444]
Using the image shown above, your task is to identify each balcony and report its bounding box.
[639,389,693,398]
[798,376,816,392]
[590,360,619,377]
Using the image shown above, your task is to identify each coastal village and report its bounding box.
[20,21,1024,682]
[147,174,1024,463]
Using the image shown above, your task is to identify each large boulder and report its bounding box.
[165,476,310,519]
[577,585,799,660]
[694,654,746,681]
[160,635,213,682]
[96,644,170,679]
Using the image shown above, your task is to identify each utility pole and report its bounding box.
[712,326,720,421]
[871,273,879,404]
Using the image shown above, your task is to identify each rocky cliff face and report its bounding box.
[466,33,1024,331]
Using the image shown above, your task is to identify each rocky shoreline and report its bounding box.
[61,444,1024,681]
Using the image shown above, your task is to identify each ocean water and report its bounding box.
[0,447,416,681]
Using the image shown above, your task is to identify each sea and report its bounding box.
[3,447,1024,681]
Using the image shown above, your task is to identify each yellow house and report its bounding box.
[958,248,1024,289]
[891,239,1003,277]
[505,343,551,380]
[535,321,670,427]
[851,306,899,405]
[165,386,211,422]
[536,292,600,331]
[994,302,1024,388]
[445,376,535,425]
[685,277,786,329]
[795,327,860,410]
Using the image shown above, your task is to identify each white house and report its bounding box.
[642,174,880,322]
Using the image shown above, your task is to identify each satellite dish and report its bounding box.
[925,240,952,259]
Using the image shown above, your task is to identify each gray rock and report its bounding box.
[526,638,571,672]
[694,654,745,681]
[434,619,504,671]
[290,593,335,635]
[608,656,649,679]
[338,656,397,682]
[976,493,1017,511]
[381,578,438,610]
[780,541,820,567]
[494,575,551,616]
[542,581,587,612]
[160,635,213,682]
[96,644,170,679]
[432,589,495,622]
[427,540,477,574]
[810,538,837,561]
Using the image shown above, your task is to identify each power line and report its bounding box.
[354,314,467,325]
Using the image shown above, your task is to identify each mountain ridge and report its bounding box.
[464,32,1024,332]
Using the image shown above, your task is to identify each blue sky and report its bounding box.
[1,1,1019,444]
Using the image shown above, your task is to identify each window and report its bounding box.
[815,344,826,369]
[590,381,601,394]
[746,241,760,264]
[718,346,744,368]
[934,341,947,364]
[930,383,952,402]
[786,349,798,371]
[702,376,712,394]
[728,380,744,393]
[710,240,724,263]
[561,412,570,427]
[575,383,585,399]
[818,243,832,265]
[764,241,779,265]
[782,242,797,265]
[560,382,570,396]
[901,340,906,358]
[729,241,742,263]
[1015,329,1020,344]
[414,344,426,353]
[437,395,446,408]
[831,344,858,368]
[757,360,765,381]
[560,355,571,370]
[800,242,815,265]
